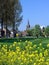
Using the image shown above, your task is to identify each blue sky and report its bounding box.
[19,0,49,31]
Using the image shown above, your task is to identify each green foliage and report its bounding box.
[27,29,33,36]
[0,37,35,43]
[26,24,49,38]
[45,26,49,37]
[34,25,41,37]
[0,0,22,37]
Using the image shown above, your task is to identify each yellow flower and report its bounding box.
[39,43,42,46]
[9,45,12,48]
[47,44,49,47]
[35,50,38,53]
[29,54,35,58]
[18,57,21,60]
[34,63,36,65]
[0,41,49,65]
[21,62,23,65]
[45,62,49,65]
[16,33,19,37]
[25,40,28,43]
[29,46,32,50]
[14,42,17,44]
[11,59,13,62]
[33,45,37,48]
[39,53,43,57]
[30,59,32,62]
[16,47,20,49]
[13,43,15,46]
[44,49,48,56]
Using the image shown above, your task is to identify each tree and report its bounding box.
[27,28,35,36]
[0,0,22,37]
[27,29,32,36]
[0,0,3,30]
[0,0,11,37]
[12,0,22,37]
[0,0,5,37]
[45,26,49,37]
[34,25,41,38]
[41,27,45,37]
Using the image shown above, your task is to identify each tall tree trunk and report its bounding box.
[13,21,15,37]
[1,13,4,30]
[1,14,4,37]
[6,21,8,37]
[5,1,8,38]
[5,11,8,38]
[1,17,3,30]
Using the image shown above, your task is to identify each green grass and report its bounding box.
[0,37,49,43]
[0,38,49,46]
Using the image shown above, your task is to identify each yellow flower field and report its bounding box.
[0,41,49,65]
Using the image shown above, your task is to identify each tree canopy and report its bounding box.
[0,0,22,37]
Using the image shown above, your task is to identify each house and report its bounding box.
[21,31,28,36]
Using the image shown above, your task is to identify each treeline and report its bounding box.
[0,0,22,37]
[27,25,49,38]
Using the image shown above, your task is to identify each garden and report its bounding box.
[0,38,49,65]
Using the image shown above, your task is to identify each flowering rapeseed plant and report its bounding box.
[47,44,49,47]
[0,41,49,65]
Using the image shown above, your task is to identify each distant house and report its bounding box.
[21,31,28,36]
